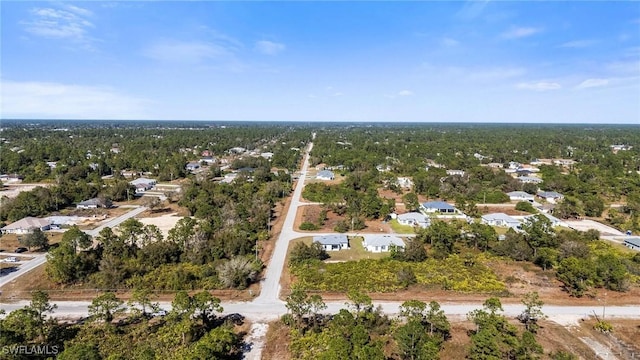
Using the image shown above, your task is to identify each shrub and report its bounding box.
[299,222,319,231]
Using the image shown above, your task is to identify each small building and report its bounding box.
[76,198,111,209]
[420,201,457,214]
[537,191,564,204]
[397,212,430,228]
[363,235,405,253]
[186,161,201,171]
[446,169,465,177]
[507,191,535,202]
[261,152,274,160]
[517,176,543,184]
[624,237,640,251]
[481,213,521,229]
[1,217,52,234]
[130,177,156,194]
[396,177,414,189]
[316,170,335,181]
[200,156,216,165]
[313,234,349,251]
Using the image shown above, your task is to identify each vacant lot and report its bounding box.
[296,204,391,233]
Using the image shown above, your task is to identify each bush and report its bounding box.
[290,242,329,265]
[299,222,319,231]
[515,201,536,213]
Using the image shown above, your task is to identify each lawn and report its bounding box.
[389,219,415,234]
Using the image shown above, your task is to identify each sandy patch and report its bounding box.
[138,213,185,238]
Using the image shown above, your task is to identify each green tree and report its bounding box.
[403,192,420,212]
[27,290,57,341]
[394,319,440,360]
[21,228,49,251]
[518,292,546,333]
[88,292,125,323]
[127,287,160,317]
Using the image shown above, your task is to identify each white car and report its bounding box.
[3,257,18,263]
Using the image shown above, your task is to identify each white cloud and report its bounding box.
[440,37,460,47]
[144,40,232,63]
[559,39,597,48]
[22,6,94,43]
[576,78,609,89]
[398,90,414,96]
[1,80,152,119]
[516,81,561,91]
[255,40,285,55]
[501,27,542,39]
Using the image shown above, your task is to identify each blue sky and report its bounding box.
[1,1,639,123]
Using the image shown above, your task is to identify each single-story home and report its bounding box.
[507,191,535,202]
[261,152,274,159]
[1,217,52,234]
[200,156,216,164]
[397,212,430,228]
[517,176,543,184]
[446,169,465,177]
[130,177,156,194]
[316,170,335,181]
[420,201,457,214]
[313,234,349,251]
[481,213,521,229]
[396,177,414,189]
[76,198,111,209]
[624,237,640,251]
[186,161,200,171]
[537,191,564,204]
[363,235,405,253]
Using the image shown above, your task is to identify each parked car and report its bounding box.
[14,247,28,253]
[4,257,18,262]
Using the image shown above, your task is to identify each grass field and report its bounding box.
[388,219,415,234]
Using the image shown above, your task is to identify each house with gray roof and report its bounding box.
[1,217,52,234]
[397,212,430,228]
[624,237,640,251]
[507,191,535,202]
[316,170,335,181]
[420,201,457,214]
[537,191,564,204]
[481,213,521,229]
[517,176,543,184]
[363,235,405,253]
[313,234,349,251]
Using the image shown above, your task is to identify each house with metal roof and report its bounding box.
[363,235,405,253]
[316,170,335,181]
[624,237,640,251]
[1,217,52,234]
[397,212,431,228]
[313,234,349,251]
[420,201,457,214]
[481,213,521,229]
[507,191,535,202]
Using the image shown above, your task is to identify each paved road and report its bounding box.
[0,206,147,289]
[255,142,313,304]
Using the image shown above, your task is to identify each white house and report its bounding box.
[537,191,564,204]
[420,201,457,214]
[481,213,521,229]
[624,237,640,251]
[397,212,430,228]
[260,152,274,160]
[363,235,405,253]
[1,217,52,234]
[76,198,110,209]
[507,191,535,202]
[446,169,465,176]
[396,177,414,189]
[313,234,349,251]
[517,176,543,184]
[130,177,157,194]
[316,170,335,181]
[186,161,200,171]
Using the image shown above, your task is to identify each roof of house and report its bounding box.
[237,167,255,173]
[517,176,543,183]
[397,212,429,223]
[624,237,640,247]
[317,170,335,178]
[313,234,349,246]
[77,198,101,206]
[482,213,521,224]
[421,201,455,210]
[130,177,156,186]
[537,191,563,198]
[507,191,534,197]
[365,235,405,247]
[2,217,52,231]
